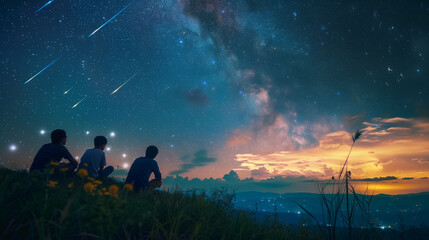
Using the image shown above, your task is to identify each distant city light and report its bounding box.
[123,163,129,169]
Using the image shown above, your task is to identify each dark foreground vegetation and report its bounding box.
[0,167,427,239]
[0,167,312,239]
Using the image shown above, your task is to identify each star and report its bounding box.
[40,129,46,135]
[9,144,17,152]
[110,132,116,137]
[122,153,127,158]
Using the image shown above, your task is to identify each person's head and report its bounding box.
[145,145,158,159]
[51,129,67,145]
[94,136,107,150]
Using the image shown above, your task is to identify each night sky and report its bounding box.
[1,0,429,193]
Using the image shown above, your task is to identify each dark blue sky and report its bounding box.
[1,0,428,181]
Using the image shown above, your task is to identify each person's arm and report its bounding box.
[153,161,162,180]
[64,148,78,168]
[99,153,106,174]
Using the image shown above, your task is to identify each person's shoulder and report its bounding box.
[44,143,67,150]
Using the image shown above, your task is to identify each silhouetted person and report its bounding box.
[30,129,78,172]
[78,136,114,178]
[126,145,162,191]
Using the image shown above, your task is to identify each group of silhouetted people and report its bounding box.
[29,129,162,191]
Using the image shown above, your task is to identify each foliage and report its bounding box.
[0,167,312,240]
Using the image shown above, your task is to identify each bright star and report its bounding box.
[86,131,90,135]
[9,144,17,152]
[122,153,127,158]
[110,132,116,137]
[106,147,111,151]
[211,60,215,65]
[179,40,183,44]
[40,130,46,135]
[203,81,207,85]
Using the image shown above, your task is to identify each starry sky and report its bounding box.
[1,0,429,194]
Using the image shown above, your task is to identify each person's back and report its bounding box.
[78,136,113,178]
[126,146,162,190]
[30,129,77,172]
[79,148,106,177]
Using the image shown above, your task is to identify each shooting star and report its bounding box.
[88,1,135,37]
[111,73,138,95]
[24,57,61,85]
[64,83,76,95]
[64,87,73,95]
[72,96,87,109]
[35,0,54,13]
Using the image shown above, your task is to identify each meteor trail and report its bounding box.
[64,84,76,95]
[111,73,138,95]
[24,57,61,85]
[64,87,73,95]
[35,0,54,13]
[72,96,87,109]
[88,1,134,37]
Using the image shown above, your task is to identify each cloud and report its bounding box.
[352,176,398,182]
[163,171,428,194]
[223,170,240,182]
[184,89,210,106]
[232,117,429,180]
[170,149,216,175]
[250,167,272,177]
[402,177,414,180]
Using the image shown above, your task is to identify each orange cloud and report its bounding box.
[233,117,429,185]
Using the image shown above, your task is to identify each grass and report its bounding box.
[0,167,314,240]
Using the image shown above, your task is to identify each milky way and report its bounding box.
[0,0,428,181]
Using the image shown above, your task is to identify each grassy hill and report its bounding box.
[0,167,313,240]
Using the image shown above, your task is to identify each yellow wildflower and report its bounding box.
[83,182,96,193]
[49,161,60,166]
[93,180,102,185]
[77,169,88,178]
[83,163,88,167]
[87,177,96,181]
[104,192,110,196]
[124,183,134,191]
[67,182,74,188]
[102,187,106,191]
[60,167,69,172]
[109,185,119,199]
[48,181,58,188]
